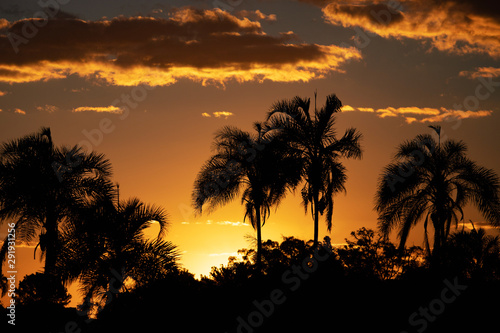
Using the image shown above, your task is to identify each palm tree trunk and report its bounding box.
[255,205,262,271]
[313,194,319,247]
[44,215,58,276]
[430,217,444,271]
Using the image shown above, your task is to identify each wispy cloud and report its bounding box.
[215,221,245,227]
[208,252,240,257]
[14,108,26,115]
[213,111,234,119]
[459,67,500,79]
[180,220,246,227]
[0,90,8,96]
[418,110,493,123]
[72,106,123,114]
[36,104,58,113]
[461,221,498,231]
[202,111,234,119]
[69,87,90,93]
[357,107,374,112]
[235,9,277,22]
[343,105,493,123]
[0,8,361,87]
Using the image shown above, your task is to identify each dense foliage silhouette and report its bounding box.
[56,196,177,316]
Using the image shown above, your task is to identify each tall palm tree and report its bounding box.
[56,196,176,314]
[267,93,363,246]
[0,127,113,276]
[375,131,500,261]
[192,123,302,268]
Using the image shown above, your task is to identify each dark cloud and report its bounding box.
[0,7,360,85]
[333,2,404,26]
[432,0,500,20]
[313,0,500,58]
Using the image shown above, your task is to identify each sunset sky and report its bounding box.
[1,0,499,306]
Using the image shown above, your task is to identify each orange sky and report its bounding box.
[1,0,499,307]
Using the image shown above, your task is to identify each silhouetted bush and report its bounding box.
[18,273,71,306]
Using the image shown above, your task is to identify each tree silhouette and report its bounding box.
[442,223,500,279]
[267,93,363,246]
[337,227,423,280]
[376,131,500,262]
[192,123,301,268]
[0,127,113,276]
[208,236,331,285]
[17,272,71,306]
[56,196,176,315]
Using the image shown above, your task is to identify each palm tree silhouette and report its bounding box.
[443,222,500,279]
[57,196,175,314]
[192,123,301,268]
[267,93,363,246]
[375,131,500,261]
[0,127,113,276]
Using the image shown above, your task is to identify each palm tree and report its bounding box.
[192,123,302,268]
[375,130,500,261]
[267,93,363,246]
[0,127,113,276]
[57,196,177,314]
[443,222,500,279]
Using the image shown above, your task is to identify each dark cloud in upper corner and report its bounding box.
[432,0,500,20]
[0,3,79,20]
[0,7,361,86]
[301,0,500,58]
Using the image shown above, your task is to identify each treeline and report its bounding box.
[6,228,499,332]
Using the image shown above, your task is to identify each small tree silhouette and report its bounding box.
[56,196,177,315]
[17,273,71,306]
